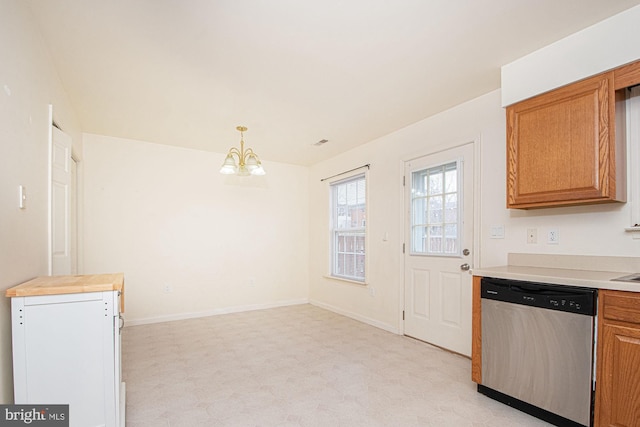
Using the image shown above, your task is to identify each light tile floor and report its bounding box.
[122,304,552,427]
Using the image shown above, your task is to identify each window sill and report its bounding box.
[323,275,367,286]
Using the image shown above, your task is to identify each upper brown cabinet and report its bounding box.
[506,71,626,209]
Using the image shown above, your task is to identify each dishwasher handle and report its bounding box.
[509,284,544,293]
[509,284,581,297]
[481,277,597,315]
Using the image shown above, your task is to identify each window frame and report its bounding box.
[329,172,368,283]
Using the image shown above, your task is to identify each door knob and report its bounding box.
[460,263,470,271]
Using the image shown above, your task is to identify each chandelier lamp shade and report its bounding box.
[219,126,266,176]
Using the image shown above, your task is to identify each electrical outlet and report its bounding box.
[247,277,256,287]
[526,228,537,244]
[489,225,505,239]
[163,283,173,293]
[548,228,559,244]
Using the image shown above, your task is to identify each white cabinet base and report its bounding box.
[11,291,123,427]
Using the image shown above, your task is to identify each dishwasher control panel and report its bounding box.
[481,277,596,316]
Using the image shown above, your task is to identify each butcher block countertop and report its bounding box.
[5,273,124,309]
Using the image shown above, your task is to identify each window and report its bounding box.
[410,161,460,255]
[331,174,366,282]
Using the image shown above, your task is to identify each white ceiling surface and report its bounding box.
[26,0,640,166]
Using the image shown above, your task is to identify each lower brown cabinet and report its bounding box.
[595,290,640,427]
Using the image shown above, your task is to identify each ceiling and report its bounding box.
[26,0,640,166]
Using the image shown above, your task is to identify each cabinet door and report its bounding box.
[506,71,618,208]
[596,322,640,427]
[11,291,119,427]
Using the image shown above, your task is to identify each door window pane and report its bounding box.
[411,162,460,255]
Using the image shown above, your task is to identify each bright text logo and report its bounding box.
[0,405,68,427]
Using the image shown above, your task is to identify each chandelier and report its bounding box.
[219,126,266,176]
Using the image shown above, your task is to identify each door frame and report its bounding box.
[399,137,482,337]
[48,105,80,275]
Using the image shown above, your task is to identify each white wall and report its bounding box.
[0,1,81,403]
[502,4,640,105]
[308,90,504,333]
[309,89,640,333]
[82,134,309,324]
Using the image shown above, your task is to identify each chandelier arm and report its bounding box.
[228,147,241,155]
[243,148,260,159]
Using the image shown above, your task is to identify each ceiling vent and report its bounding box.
[312,139,328,147]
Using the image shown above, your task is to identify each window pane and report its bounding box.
[346,235,354,252]
[412,171,427,197]
[445,169,457,193]
[410,161,460,255]
[412,226,426,253]
[357,179,366,204]
[337,185,346,205]
[345,254,354,277]
[352,206,365,227]
[356,254,365,275]
[337,252,345,275]
[412,198,426,226]
[428,172,443,195]
[428,196,443,224]
[444,194,457,222]
[444,224,457,253]
[347,181,357,204]
[429,225,443,237]
[429,224,442,252]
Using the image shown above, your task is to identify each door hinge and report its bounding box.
[403,175,405,186]
[402,310,405,320]
[402,243,405,254]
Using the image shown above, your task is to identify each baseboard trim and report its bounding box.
[124,298,309,327]
[309,299,400,334]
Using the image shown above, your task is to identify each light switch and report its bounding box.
[18,185,26,209]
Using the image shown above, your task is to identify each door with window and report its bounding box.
[404,143,474,356]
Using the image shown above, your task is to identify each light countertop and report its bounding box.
[473,254,640,292]
[6,273,125,309]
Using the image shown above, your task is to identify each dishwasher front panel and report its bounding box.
[481,298,594,426]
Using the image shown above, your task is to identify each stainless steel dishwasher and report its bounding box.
[478,277,597,427]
